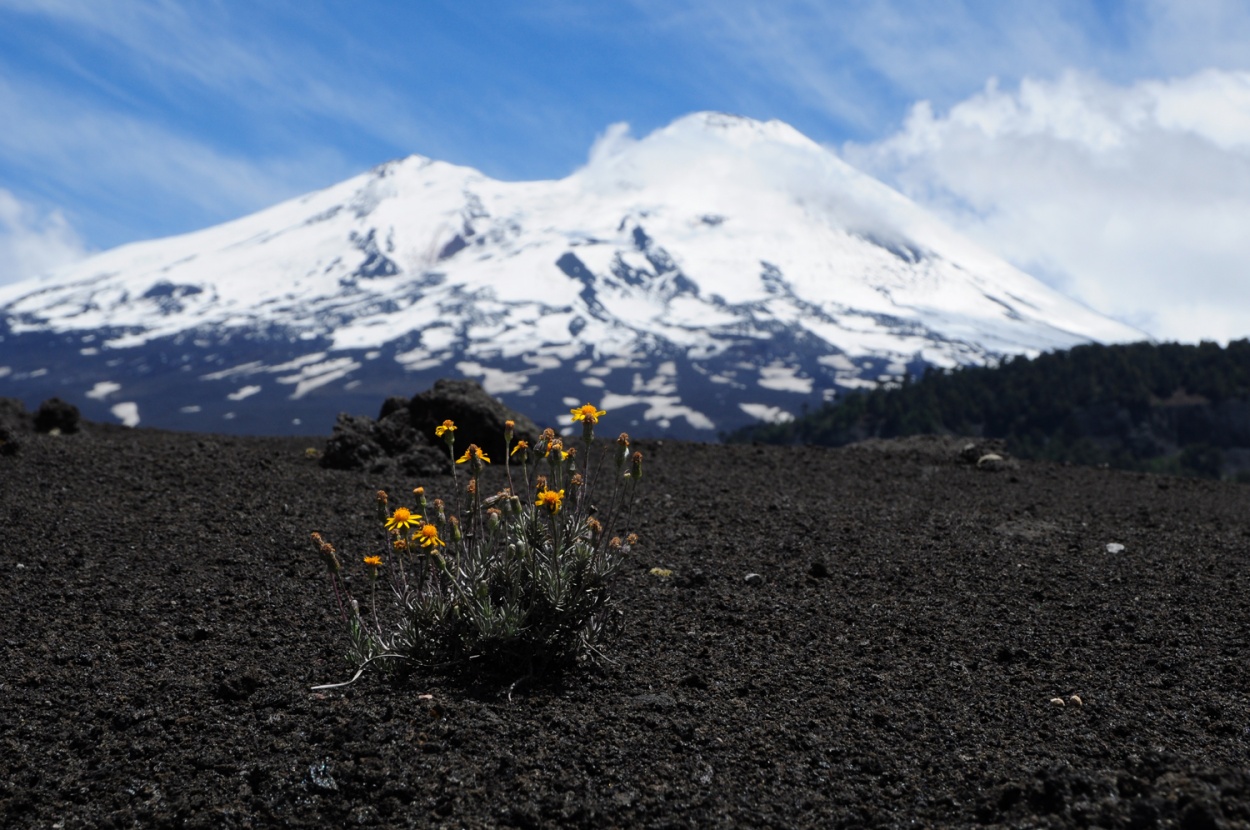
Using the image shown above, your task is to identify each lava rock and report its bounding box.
[34,398,80,434]
[407,378,540,454]
[0,399,28,456]
[321,413,387,471]
[0,397,33,435]
[959,439,1009,465]
[320,379,534,473]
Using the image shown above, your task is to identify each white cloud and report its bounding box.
[843,69,1250,343]
[0,189,89,284]
[587,122,636,166]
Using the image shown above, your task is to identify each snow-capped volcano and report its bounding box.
[0,112,1144,437]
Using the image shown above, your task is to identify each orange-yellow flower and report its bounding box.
[385,506,420,532]
[416,523,445,548]
[456,445,491,465]
[536,488,565,514]
[434,419,456,437]
[510,439,529,456]
[571,403,606,424]
[363,555,383,568]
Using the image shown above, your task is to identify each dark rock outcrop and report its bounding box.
[0,397,31,455]
[321,379,538,473]
[407,378,540,453]
[35,397,81,434]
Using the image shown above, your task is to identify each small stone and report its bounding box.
[976,453,1006,470]
[1068,695,1083,707]
[304,761,338,793]
[1106,543,1126,554]
[1049,697,1065,707]
[648,567,673,578]
[744,573,765,586]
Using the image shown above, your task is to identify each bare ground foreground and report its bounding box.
[3,422,1250,828]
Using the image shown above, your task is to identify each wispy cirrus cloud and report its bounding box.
[0,71,351,250]
[0,0,431,149]
[623,0,1117,135]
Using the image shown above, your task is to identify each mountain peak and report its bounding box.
[663,111,819,148]
[0,112,1145,437]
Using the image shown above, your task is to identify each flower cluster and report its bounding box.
[310,401,642,686]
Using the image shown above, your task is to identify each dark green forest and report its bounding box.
[731,340,1250,481]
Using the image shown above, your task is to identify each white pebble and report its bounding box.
[1106,543,1125,553]
[1049,697,1065,707]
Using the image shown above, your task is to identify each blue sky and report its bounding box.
[3,0,1250,342]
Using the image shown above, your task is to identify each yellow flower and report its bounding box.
[536,488,565,514]
[385,506,420,532]
[434,419,456,437]
[456,445,491,464]
[510,439,529,456]
[363,555,383,568]
[571,403,607,424]
[416,523,445,548]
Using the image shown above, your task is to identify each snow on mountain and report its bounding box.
[0,112,1146,437]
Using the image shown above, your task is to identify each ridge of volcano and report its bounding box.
[0,112,1144,436]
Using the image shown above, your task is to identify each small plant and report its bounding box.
[310,404,643,687]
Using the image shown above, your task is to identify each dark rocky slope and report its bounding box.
[3,417,1250,828]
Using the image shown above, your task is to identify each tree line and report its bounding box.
[730,340,1250,481]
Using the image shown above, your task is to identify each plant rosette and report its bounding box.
[310,403,642,688]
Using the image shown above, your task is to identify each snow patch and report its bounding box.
[455,361,529,395]
[740,403,795,424]
[86,381,121,400]
[276,357,361,399]
[598,392,715,431]
[111,402,140,427]
[758,363,813,393]
[202,361,264,381]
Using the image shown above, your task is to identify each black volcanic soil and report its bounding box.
[4,424,1250,828]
